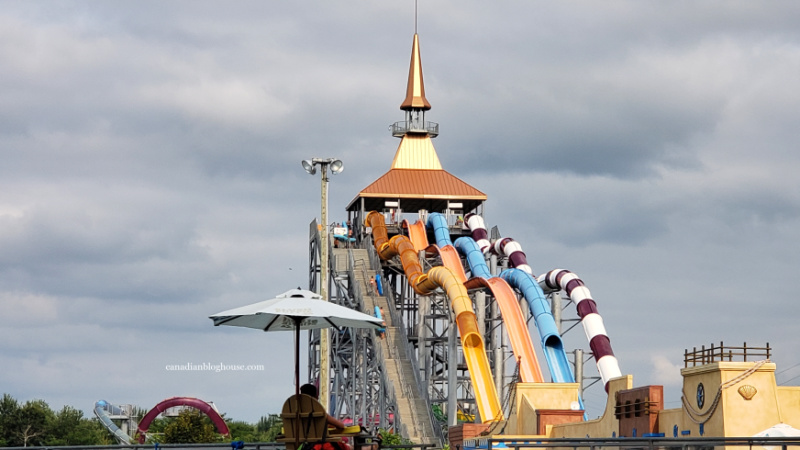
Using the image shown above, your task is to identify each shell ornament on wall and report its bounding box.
[738,384,757,400]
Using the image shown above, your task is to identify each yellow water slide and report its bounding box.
[367,211,503,422]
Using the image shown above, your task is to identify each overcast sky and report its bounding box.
[2,1,800,426]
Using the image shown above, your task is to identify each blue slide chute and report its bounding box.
[499,268,574,383]
[454,237,491,279]
[94,400,132,444]
[426,212,452,247]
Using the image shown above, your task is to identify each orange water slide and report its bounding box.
[404,219,467,284]
[402,219,429,252]
[426,245,468,284]
[366,211,503,422]
[464,277,544,383]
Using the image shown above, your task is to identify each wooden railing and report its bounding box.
[684,342,770,367]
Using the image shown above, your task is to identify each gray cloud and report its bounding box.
[1,0,799,423]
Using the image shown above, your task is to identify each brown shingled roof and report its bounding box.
[347,168,486,213]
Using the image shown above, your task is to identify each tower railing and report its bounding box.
[390,120,439,138]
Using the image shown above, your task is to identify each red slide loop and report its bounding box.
[136,397,230,443]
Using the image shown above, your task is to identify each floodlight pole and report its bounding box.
[302,158,343,412]
[318,161,330,412]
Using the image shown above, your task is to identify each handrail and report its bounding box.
[684,341,771,367]
[390,120,440,138]
[363,240,444,447]
[371,247,445,447]
[383,284,425,440]
[346,248,407,439]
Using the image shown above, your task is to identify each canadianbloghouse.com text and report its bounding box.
[165,362,265,372]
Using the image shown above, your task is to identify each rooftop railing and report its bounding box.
[684,341,771,367]
[390,121,439,138]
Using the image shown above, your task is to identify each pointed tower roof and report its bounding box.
[400,34,431,111]
[347,33,486,215]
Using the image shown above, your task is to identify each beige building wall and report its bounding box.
[497,361,800,440]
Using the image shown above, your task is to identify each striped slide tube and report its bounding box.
[538,269,621,391]
[492,237,532,275]
[464,213,491,253]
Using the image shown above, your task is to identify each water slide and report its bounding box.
[538,269,621,391]
[426,245,468,284]
[463,214,576,383]
[465,214,622,392]
[366,211,502,423]
[498,268,573,383]
[135,397,230,443]
[403,218,467,286]
[402,219,428,252]
[427,213,544,383]
[93,400,132,444]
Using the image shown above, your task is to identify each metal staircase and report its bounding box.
[331,247,441,446]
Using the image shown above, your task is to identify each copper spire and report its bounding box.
[400,33,431,111]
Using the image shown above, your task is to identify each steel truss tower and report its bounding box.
[308,221,399,434]
[307,220,543,445]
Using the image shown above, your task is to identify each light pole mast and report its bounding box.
[302,157,343,412]
[318,162,330,411]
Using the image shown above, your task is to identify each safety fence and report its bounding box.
[473,436,800,450]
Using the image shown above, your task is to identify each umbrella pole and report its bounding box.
[294,319,301,450]
[295,319,301,397]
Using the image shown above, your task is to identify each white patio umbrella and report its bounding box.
[754,423,800,437]
[209,288,383,397]
[753,423,800,450]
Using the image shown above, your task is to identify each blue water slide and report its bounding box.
[453,237,573,382]
[93,400,132,444]
[454,237,491,279]
[453,235,575,384]
[500,268,588,417]
[427,212,453,247]
[499,268,576,384]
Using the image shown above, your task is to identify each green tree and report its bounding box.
[162,409,218,443]
[45,405,81,446]
[46,406,109,446]
[0,394,291,446]
[142,416,169,443]
[0,394,21,446]
[227,420,257,442]
[0,395,54,447]
[15,399,55,447]
[257,414,283,442]
[378,428,412,446]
